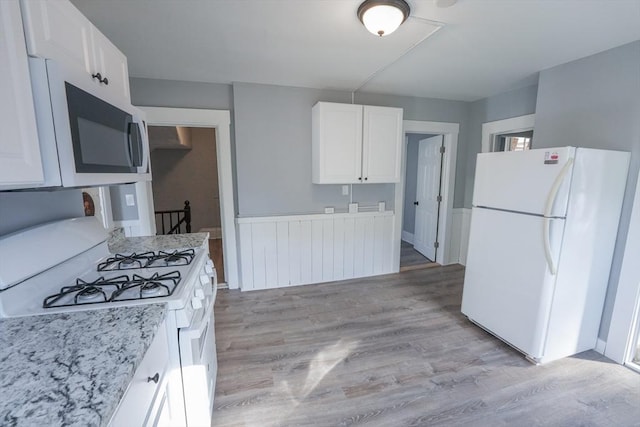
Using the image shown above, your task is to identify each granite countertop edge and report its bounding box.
[108,229,209,254]
[0,304,167,427]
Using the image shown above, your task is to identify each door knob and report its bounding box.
[414,201,419,206]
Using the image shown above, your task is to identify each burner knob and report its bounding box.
[195,289,205,299]
[199,274,210,285]
[205,264,214,275]
[191,297,203,310]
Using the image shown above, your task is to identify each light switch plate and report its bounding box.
[125,194,135,206]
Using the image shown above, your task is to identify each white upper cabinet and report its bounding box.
[362,105,403,183]
[312,102,363,184]
[0,0,44,189]
[21,0,131,101]
[312,102,403,184]
[90,26,130,101]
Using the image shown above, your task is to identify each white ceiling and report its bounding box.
[70,0,640,102]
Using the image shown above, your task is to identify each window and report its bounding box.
[491,130,533,152]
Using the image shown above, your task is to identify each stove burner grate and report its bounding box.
[96,249,195,271]
[146,249,195,267]
[110,271,181,301]
[43,275,129,308]
[97,252,156,271]
[42,271,182,309]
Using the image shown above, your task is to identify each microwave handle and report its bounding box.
[127,121,144,167]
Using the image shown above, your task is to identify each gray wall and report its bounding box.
[232,83,475,216]
[130,78,233,110]
[233,83,399,216]
[532,41,640,341]
[0,189,84,236]
[464,84,539,207]
[150,128,220,232]
[130,79,473,217]
[402,133,437,235]
[129,78,239,214]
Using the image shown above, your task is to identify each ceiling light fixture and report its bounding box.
[357,0,411,37]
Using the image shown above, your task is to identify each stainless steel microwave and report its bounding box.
[29,58,151,188]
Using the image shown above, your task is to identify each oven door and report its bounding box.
[178,299,217,426]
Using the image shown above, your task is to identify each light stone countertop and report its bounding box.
[0,304,166,427]
[108,231,209,254]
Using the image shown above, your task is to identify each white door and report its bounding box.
[413,135,443,261]
[473,146,575,216]
[462,207,564,359]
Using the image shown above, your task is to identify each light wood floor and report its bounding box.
[212,266,640,426]
[400,240,432,269]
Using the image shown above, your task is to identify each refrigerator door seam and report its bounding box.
[474,205,566,219]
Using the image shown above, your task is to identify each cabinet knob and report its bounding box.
[358,177,362,181]
[364,177,368,181]
[147,373,159,384]
[414,201,419,206]
[102,77,109,85]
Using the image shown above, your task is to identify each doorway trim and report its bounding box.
[605,172,640,365]
[481,114,535,153]
[138,107,239,289]
[393,120,459,270]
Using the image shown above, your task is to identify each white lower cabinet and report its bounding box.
[109,318,172,427]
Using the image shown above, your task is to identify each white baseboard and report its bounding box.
[595,338,607,354]
[401,231,414,244]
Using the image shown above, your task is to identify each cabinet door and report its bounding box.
[362,106,403,183]
[312,102,363,184]
[0,0,44,188]
[109,320,170,427]
[91,27,131,101]
[20,0,93,76]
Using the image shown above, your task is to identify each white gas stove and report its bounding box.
[0,217,218,426]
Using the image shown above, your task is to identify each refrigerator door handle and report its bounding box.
[544,158,574,218]
[543,158,573,274]
[543,217,556,275]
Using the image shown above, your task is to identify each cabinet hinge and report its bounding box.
[434,241,439,249]
[440,146,445,154]
[436,195,442,203]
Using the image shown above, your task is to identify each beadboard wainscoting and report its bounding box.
[237,211,395,291]
[450,208,472,265]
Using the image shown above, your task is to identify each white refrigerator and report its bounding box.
[461,146,630,364]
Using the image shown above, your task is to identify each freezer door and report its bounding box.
[472,147,575,217]
[461,207,565,360]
